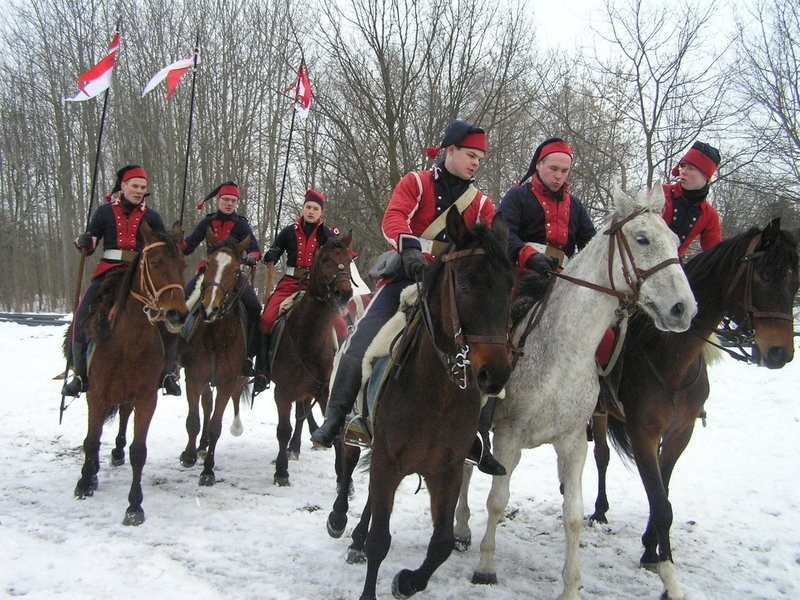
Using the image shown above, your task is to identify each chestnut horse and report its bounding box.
[589,218,798,599]
[72,222,187,525]
[270,229,353,486]
[179,232,252,486]
[329,210,514,600]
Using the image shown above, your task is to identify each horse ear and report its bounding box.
[237,236,251,255]
[761,217,782,247]
[341,230,353,248]
[647,180,666,212]
[170,220,184,244]
[140,220,155,242]
[316,226,328,247]
[446,208,468,247]
[205,228,222,249]
[492,213,509,248]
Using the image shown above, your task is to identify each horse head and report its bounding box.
[308,228,353,309]
[133,221,188,333]
[729,218,798,368]
[200,230,250,323]
[424,210,514,395]
[608,184,697,332]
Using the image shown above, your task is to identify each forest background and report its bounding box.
[1,0,798,311]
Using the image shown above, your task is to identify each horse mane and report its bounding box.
[209,236,240,255]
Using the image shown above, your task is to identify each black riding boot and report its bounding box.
[252,332,270,395]
[311,354,363,448]
[242,322,258,377]
[61,340,89,397]
[159,327,181,396]
[466,397,507,476]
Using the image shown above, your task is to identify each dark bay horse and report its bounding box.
[589,219,798,599]
[270,229,353,486]
[330,210,514,600]
[72,222,188,525]
[179,232,252,486]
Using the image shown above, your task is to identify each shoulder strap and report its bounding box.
[420,185,479,240]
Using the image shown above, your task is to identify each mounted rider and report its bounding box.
[663,141,722,258]
[255,189,341,393]
[311,118,507,476]
[62,164,178,397]
[181,180,263,376]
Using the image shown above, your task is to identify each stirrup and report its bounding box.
[252,374,270,395]
[343,415,372,448]
[242,358,256,377]
[61,375,88,397]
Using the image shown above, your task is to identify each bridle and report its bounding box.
[200,250,248,321]
[515,209,680,370]
[304,256,352,304]
[418,247,511,389]
[129,241,185,323]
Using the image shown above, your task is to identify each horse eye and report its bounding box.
[635,234,650,246]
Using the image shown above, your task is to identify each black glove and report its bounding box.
[74,233,94,251]
[401,247,427,279]
[526,253,558,275]
[241,254,258,267]
[263,248,280,264]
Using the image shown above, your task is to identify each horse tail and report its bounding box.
[606,415,635,465]
[103,405,119,423]
[63,323,73,362]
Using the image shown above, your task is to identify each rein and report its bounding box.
[129,241,185,323]
[513,209,678,367]
[418,248,510,389]
[200,257,249,320]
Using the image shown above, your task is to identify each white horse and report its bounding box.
[454,185,697,599]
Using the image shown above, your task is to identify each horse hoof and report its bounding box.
[288,451,300,461]
[123,508,145,526]
[229,415,244,437]
[471,571,498,585]
[392,570,418,598]
[453,535,471,552]
[641,561,659,573]
[110,450,125,467]
[327,512,347,538]
[199,472,216,487]
[589,513,608,524]
[198,448,207,460]
[346,547,367,564]
[74,485,94,499]
[274,475,290,487]
[180,453,197,468]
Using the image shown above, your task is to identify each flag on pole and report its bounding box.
[64,32,121,102]
[142,53,197,100]
[284,63,312,118]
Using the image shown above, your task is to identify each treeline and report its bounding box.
[1,0,798,311]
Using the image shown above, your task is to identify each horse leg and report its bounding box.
[393,466,463,598]
[454,463,475,551]
[347,494,371,564]
[273,392,293,486]
[198,384,213,456]
[111,404,132,467]
[473,432,523,585]
[360,466,402,600]
[199,386,230,487]
[288,400,307,460]
[181,378,204,468]
[328,440,360,538]
[589,412,611,523]
[229,389,244,437]
[75,400,105,498]
[123,396,156,526]
[553,430,589,600]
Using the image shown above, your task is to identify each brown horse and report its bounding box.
[179,232,252,486]
[271,229,353,486]
[589,219,798,599]
[329,210,514,600]
[72,222,188,525]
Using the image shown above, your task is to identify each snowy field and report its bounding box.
[1,320,798,599]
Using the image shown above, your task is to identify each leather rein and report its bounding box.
[418,248,511,390]
[129,241,185,324]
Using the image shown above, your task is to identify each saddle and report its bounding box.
[343,285,421,447]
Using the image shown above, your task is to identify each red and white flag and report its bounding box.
[142,54,197,100]
[64,32,121,102]
[285,64,312,118]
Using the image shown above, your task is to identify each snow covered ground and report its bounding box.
[1,320,798,599]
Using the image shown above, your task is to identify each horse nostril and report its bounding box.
[767,346,789,367]
[670,302,684,317]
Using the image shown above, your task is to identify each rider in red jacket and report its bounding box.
[662,141,722,257]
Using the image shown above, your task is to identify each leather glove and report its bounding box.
[401,247,427,279]
[526,252,558,275]
[74,233,94,251]
[263,248,280,265]
[241,255,258,267]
